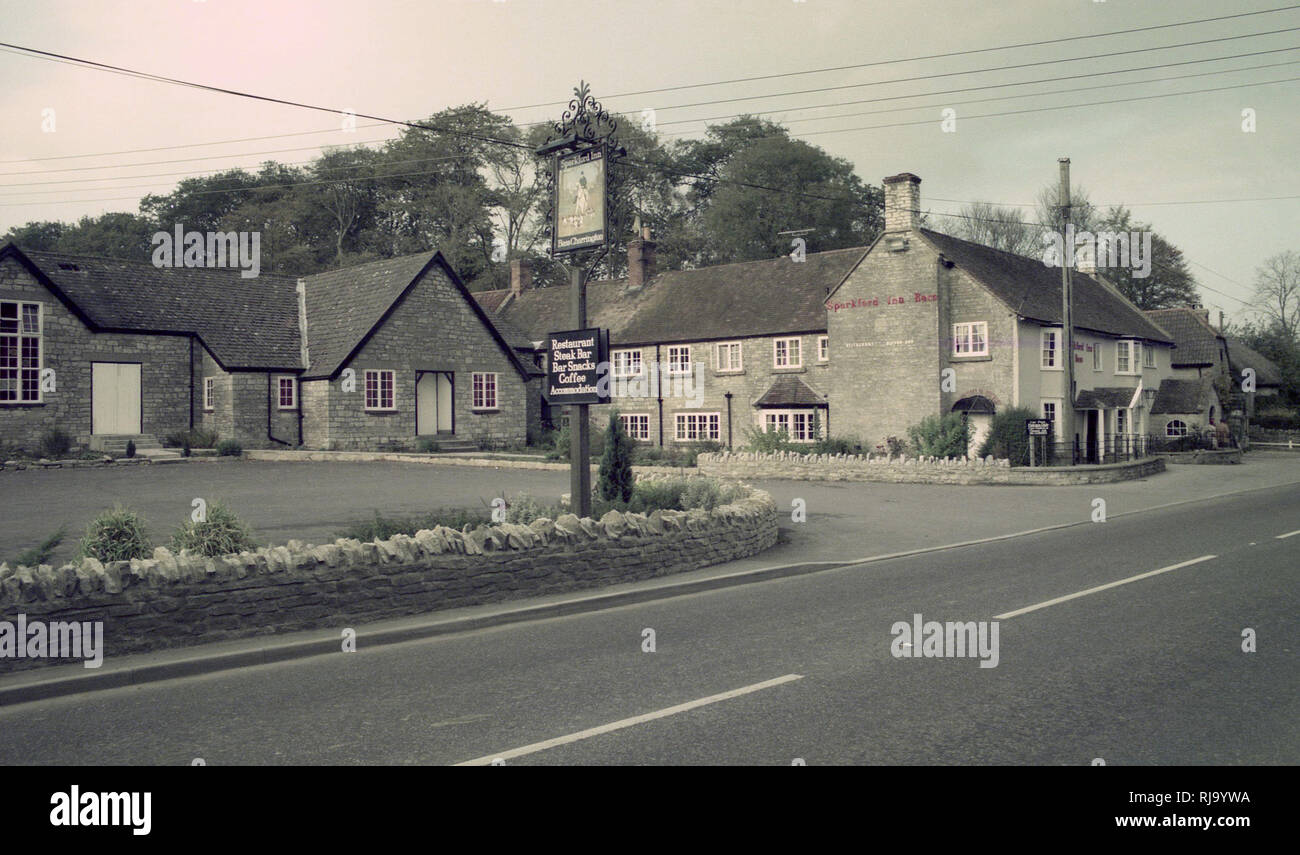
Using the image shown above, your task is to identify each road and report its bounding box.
[0,481,1294,765]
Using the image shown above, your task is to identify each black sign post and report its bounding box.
[1026,418,1052,467]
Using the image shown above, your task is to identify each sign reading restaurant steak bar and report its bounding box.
[546,328,610,405]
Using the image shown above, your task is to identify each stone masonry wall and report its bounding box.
[0,487,777,672]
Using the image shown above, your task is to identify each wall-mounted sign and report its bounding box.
[552,145,608,254]
[545,328,610,405]
[1026,419,1052,437]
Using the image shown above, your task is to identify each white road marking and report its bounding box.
[994,555,1218,620]
[1275,529,1300,540]
[454,674,804,766]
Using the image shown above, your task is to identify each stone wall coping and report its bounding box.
[244,448,697,475]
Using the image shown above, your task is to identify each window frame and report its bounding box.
[674,411,720,442]
[618,412,650,441]
[1143,343,1156,368]
[1092,344,1102,372]
[952,321,989,357]
[1116,340,1138,375]
[471,371,499,411]
[817,335,829,363]
[276,375,297,410]
[714,341,743,373]
[611,348,643,379]
[666,345,692,376]
[203,376,215,411]
[762,408,822,443]
[1165,419,1188,438]
[1040,329,1060,370]
[773,337,802,369]
[0,300,43,404]
[364,369,396,412]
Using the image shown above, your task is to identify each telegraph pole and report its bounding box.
[1058,158,1075,460]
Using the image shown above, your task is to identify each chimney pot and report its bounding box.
[882,173,922,233]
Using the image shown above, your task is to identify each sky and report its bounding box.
[1,0,1297,323]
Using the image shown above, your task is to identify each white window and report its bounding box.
[1116,409,1129,434]
[1042,401,1057,423]
[763,409,822,442]
[1041,329,1059,369]
[364,369,396,411]
[612,349,642,378]
[203,376,215,411]
[1165,419,1188,438]
[952,322,988,357]
[666,345,691,376]
[277,375,297,410]
[1042,400,1061,439]
[1143,343,1156,368]
[1092,345,1102,372]
[817,335,829,362]
[774,337,802,368]
[715,341,743,372]
[472,372,498,410]
[0,300,42,403]
[619,413,650,441]
[1116,340,1137,374]
[675,412,720,441]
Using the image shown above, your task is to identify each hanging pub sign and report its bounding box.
[545,328,610,405]
[552,144,608,254]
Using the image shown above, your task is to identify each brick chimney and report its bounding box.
[627,224,657,289]
[509,257,533,297]
[883,173,921,233]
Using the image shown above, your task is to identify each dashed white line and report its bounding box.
[454,674,804,766]
[1275,529,1300,540]
[995,555,1219,620]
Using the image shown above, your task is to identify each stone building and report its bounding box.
[0,243,538,453]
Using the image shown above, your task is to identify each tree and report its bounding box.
[598,412,635,503]
[945,200,1038,257]
[1251,251,1300,341]
[1090,206,1200,309]
[1035,182,1099,233]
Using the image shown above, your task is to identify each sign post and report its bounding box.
[1027,418,1052,467]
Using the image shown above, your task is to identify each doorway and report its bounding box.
[416,371,453,435]
[92,362,142,435]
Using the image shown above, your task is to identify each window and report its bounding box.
[1143,344,1156,368]
[952,322,988,357]
[1116,409,1129,434]
[1041,329,1059,369]
[472,372,498,410]
[612,349,642,378]
[675,412,720,441]
[1116,340,1135,374]
[1165,419,1188,438]
[0,300,42,403]
[1042,401,1057,423]
[774,337,802,368]
[666,345,691,376]
[364,369,395,411]
[715,341,743,372]
[619,413,650,440]
[817,335,829,362]
[203,377,214,411]
[764,409,822,442]
[277,376,296,409]
[1092,345,1102,372]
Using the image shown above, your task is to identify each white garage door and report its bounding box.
[92,362,141,435]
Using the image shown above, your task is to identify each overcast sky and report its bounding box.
[2,0,1297,321]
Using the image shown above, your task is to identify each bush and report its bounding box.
[78,506,152,562]
[164,428,218,449]
[38,427,72,459]
[907,412,970,458]
[11,525,67,567]
[503,493,564,524]
[976,406,1037,465]
[170,501,258,557]
[677,478,743,511]
[545,422,605,461]
[744,425,799,454]
[598,412,635,503]
[1254,407,1300,431]
[125,439,136,458]
[417,436,441,453]
[809,435,866,455]
[216,438,243,457]
[338,507,492,541]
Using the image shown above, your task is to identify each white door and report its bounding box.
[967,413,992,459]
[416,373,437,435]
[92,362,141,435]
[437,374,453,433]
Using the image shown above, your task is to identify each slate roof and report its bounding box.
[10,246,302,369]
[1075,387,1138,410]
[1151,378,1210,414]
[754,375,828,408]
[475,247,866,346]
[915,229,1175,343]
[1225,337,1283,387]
[1143,307,1223,366]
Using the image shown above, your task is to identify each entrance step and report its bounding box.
[89,434,166,455]
[425,438,478,453]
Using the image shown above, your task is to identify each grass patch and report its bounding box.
[11,525,68,567]
[77,505,152,562]
[170,501,258,557]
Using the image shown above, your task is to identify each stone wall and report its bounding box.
[697,450,1165,485]
[0,487,777,672]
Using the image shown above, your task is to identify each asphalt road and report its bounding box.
[0,481,1294,765]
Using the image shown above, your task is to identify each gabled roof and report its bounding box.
[4,244,302,369]
[1075,387,1138,410]
[1143,307,1223,366]
[299,251,532,380]
[914,229,1174,344]
[1151,378,1211,414]
[754,374,828,408]
[476,247,867,346]
[1225,336,1283,387]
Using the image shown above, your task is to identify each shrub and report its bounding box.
[598,412,635,503]
[38,427,73,459]
[976,406,1037,465]
[11,525,67,567]
[338,507,492,542]
[545,422,605,461]
[216,438,243,457]
[744,425,799,454]
[417,436,441,453]
[125,439,136,458]
[1254,407,1300,431]
[170,501,258,557]
[164,428,218,449]
[503,493,564,524]
[907,412,970,458]
[678,478,743,511]
[809,434,865,455]
[77,506,152,562]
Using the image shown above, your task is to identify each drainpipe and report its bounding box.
[725,391,733,449]
[297,377,304,446]
[266,373,290,446]
[188,336,195,430]
[656,343,664,447]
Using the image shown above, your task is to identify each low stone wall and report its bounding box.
[0,487,776,673]
[697,451,1165,485]
[245,448,696,477]
[1158,449,1243,465]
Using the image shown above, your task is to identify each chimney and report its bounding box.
[883,173,922,233]
[509,257,533,297]
[627,224,657,289]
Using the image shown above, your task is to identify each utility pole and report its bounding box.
[1058,158,1075,460]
